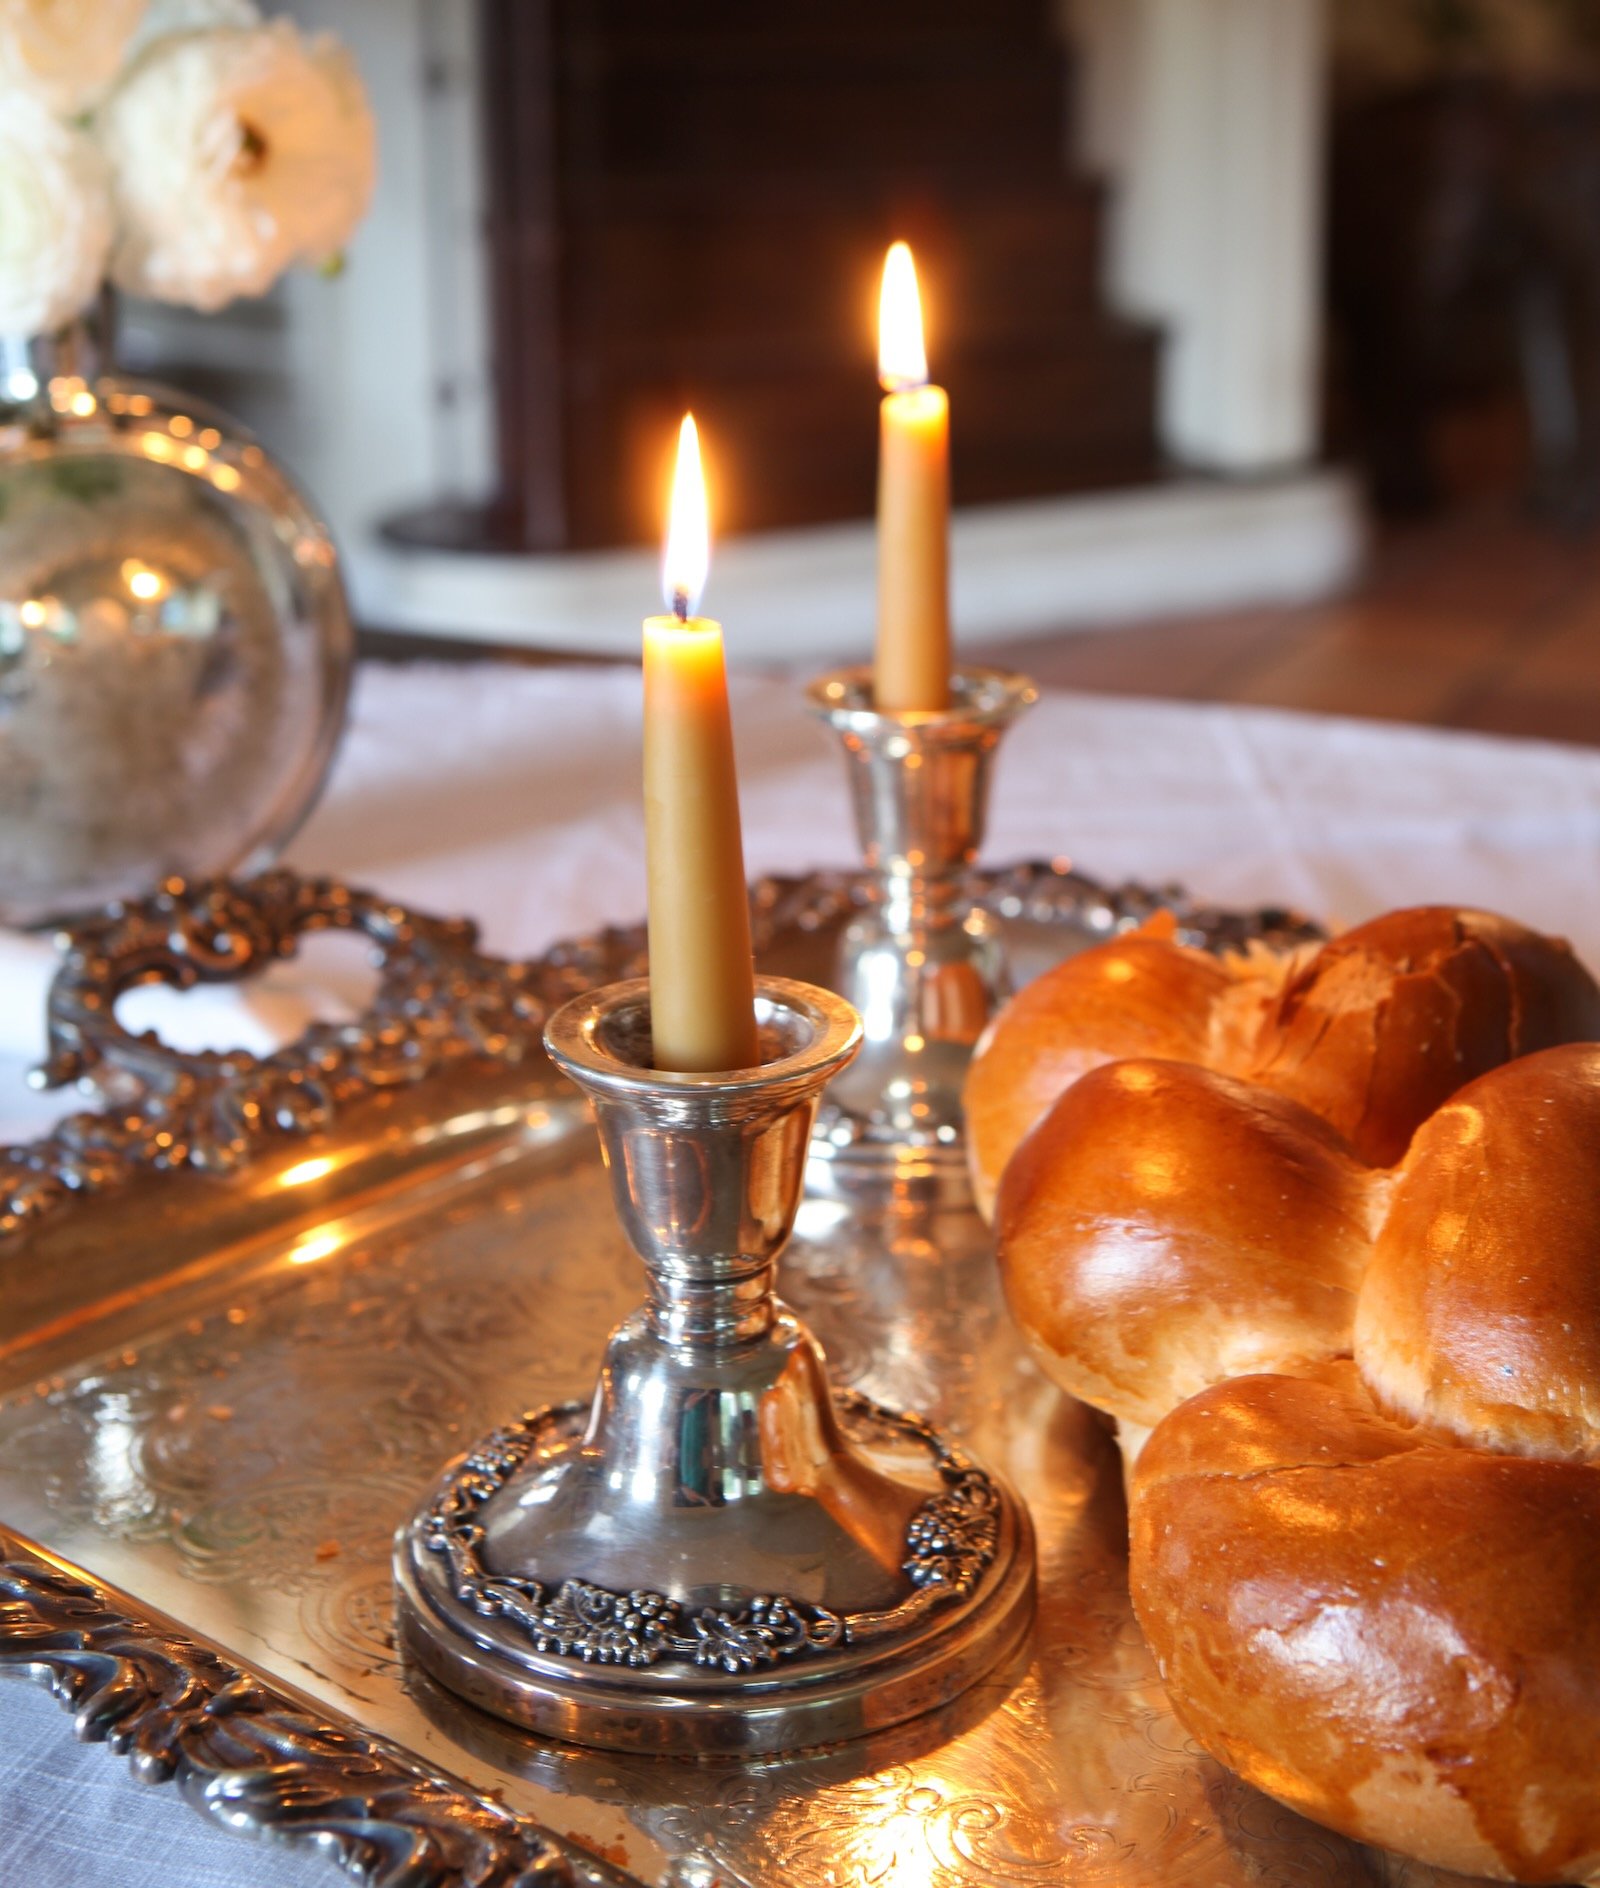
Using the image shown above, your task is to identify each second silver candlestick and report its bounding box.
[806,663,1037,1191]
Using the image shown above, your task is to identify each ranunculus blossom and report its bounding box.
[0,0,147,113]
[0,88,112,334]
[100,18,376,312]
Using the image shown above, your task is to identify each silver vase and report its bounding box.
[0,317,353,926]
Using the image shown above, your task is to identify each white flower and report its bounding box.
[100,19,375,312]
[0,88,111,335]
[0,0,148,113]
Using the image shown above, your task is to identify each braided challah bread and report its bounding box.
[1131,1350,1600,1882]
[985,907,1600,1447]
[964,910,1274,1220]
[969,904,1600,1222]
[1355,1045,1600,1463]
[997,1056,1371,1435]
[978,901,1600,1881]
[1134,1044,1600,1880]
[1247,906,1600,1165]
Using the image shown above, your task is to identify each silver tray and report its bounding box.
[0,864,1470,1888]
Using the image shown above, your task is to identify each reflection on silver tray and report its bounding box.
[0,864,1484,1888]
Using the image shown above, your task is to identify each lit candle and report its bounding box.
[643,415,761,1073]
[875,240,951,713]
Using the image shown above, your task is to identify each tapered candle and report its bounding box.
[875,240,951,713]
[643,414,761,1073]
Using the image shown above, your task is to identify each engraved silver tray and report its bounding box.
[0,865,1470,1888]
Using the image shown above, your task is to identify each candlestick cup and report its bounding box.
[806,665,1037,1188]
[395,974,1034,1755]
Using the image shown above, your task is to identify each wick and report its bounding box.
[672,588,690,622]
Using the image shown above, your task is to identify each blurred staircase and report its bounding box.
[389,0,1163,553]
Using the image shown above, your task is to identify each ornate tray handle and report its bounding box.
[1,872,564,1237]
[1,865,1320,1241]
[0,1528,587,1888]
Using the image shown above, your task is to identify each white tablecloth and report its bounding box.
[5,659,1600,1886]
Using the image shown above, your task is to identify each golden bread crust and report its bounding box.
[964,915,1250,1220]
[1131,1363,1600,1882]
[1247,907,1600,1166]
[996,1058,1371,1429]
[1356,1043,1600,1462]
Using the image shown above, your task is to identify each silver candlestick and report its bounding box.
[806,664,1037,1188]
[394,974,1034,1755]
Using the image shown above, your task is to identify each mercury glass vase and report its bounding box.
[0,318,353,926]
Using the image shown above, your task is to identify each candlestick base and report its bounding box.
[805,666,1038,1193]
[394,977,1034,1755]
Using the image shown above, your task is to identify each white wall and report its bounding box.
[277,0,496,536]
[1072,0,1328,473]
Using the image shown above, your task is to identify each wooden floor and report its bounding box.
[985,499,1600,748]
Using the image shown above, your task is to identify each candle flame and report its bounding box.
[662,412,710,618]
[878,240,928,393]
